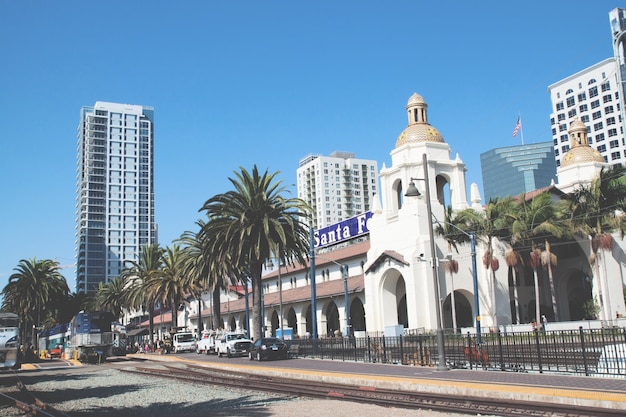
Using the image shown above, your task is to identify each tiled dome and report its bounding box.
[560,118,605,168]
[396,124,445,146]
[560,146,605,167]
[395,93,445,147]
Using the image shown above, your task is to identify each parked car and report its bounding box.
[216,332,252,358]
[248,337,289,361]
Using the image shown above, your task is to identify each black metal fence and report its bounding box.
[287,326,626,377]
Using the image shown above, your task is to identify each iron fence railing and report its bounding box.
[287,327,626,377]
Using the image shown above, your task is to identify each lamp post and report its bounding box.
[405,153,448,371]
[469,231,481,346]
[278,259,283,337]
[309,226,318,339]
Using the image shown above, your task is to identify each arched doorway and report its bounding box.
[442,291,472,330]
[286,307,298,336]
[381,270,407,328]
[270,311,279,336]
[566,269,593,320]
[304,304,312,336]
[325,301,340,337]
[350,298,366,333]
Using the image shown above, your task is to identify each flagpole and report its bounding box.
[519,113,524,145]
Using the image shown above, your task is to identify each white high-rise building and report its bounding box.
[297,151,378,229]
[76,101,156,294]
[548,58,624,169]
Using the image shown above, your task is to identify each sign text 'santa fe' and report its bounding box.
[314,211,372,249]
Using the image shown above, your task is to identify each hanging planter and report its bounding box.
[490,257,499,271]
[444,259,459,274]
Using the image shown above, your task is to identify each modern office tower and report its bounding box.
[76,102,156,294]
[548,58,624,168]
[610,7,626,147]
[480,142,557,201]
[297,151,378,229]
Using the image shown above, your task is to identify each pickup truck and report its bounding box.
[172,332,196,353]
[216,332,252,358]
[195,330,221,355]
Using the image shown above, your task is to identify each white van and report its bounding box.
[172,332,196,353]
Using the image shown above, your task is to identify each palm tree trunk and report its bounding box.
[197,297,203,333]
[449,271,457,332]
[533,266,540,324]
[148,303,154,344]
[212,286,221,330]
[512,267,520,324]
[547,263,559,321]
[170,297,177,331]
[250,262,263,341]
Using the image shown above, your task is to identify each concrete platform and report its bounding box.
[128,352,626,411]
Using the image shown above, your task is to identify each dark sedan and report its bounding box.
[248,337,289,361]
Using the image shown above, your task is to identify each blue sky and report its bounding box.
[0,1,617,293]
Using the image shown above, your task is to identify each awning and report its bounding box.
[127,328,149,337]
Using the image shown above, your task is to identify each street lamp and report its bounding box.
[405,153,448,371]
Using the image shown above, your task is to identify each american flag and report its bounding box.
[512,116,521,137]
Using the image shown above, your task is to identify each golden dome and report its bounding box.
[396,124,445,146]
[560,146,605,167]
[395,92,445,148]
[560,118,605,167]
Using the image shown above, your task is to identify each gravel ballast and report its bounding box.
[0,363,495,416]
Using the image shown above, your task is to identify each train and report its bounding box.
[38,311,122,364]
[0,312,20,369]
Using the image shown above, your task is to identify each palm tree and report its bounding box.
[504,249,521,324]
[568,165,626,321]
[435,205,470,332]
[541,240,559,321]
[1,258,69,344]
[509,191,569,324]
[178,221,239,333]
[144,244,190,332]
[122,243,164,343]
[94,275,128,322]
[457,198,515,328]
[200,165,311,341]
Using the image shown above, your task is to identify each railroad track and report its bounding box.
[0,372,71,417]
[122,364,623,417]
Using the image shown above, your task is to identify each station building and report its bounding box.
[181,93,626,339]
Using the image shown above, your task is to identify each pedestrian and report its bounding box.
[541,315,548,331]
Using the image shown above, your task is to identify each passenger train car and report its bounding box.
[38,323,70,359]
[0,312,20,369]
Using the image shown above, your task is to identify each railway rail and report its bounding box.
[122,363,624,417]
[0,373,71,417]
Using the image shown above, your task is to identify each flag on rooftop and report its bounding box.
[512,116,521,137]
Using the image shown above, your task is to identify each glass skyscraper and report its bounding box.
[480,142,557,201]
[76,102,156,294]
